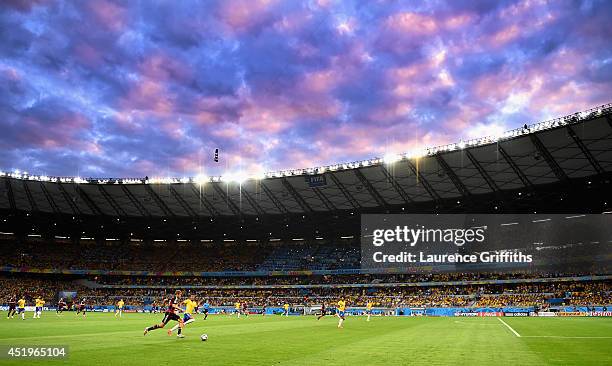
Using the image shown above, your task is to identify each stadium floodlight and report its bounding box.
[407,148,426,159]
[251,170,266,180]
[193,174,209,185]
[383,153,401,164]
[223,171,247,184]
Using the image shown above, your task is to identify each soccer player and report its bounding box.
[235,301,241,318]
[76,299,86,317]
[317,303,327,320]
[57,298,66,315]
[7,296,16,319]
[144,290,185,338]
[33,297,45,319]
[283,303,290,317]
[336,299,346,328]
[115,299,124,318]
[169,295,197,335]
[366,301,373,322]
[151,300,158,313]
[17,297,26,320]
[201,300,210,320]
[242,302,249,317]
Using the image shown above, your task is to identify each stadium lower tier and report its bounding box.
[1,274,609,311]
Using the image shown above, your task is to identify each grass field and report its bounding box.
[0,313,611,365]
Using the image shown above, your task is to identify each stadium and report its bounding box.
[1,1,612,366]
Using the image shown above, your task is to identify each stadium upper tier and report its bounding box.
[0,104,611,240]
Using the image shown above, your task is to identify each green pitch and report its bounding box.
[0,313,611,365]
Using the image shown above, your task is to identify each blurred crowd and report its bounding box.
[0,240,358,272]
[1,274,609,309]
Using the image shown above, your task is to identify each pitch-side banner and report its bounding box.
[361,214,612,273]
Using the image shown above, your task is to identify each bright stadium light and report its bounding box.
[223,171,247,184]
[383,153,401,164]
[194,174,208,185]
[251,172,265,180]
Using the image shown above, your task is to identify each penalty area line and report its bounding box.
[497,317,521,337]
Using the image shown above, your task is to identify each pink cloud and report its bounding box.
[217,0,279,33]
[87,0,126,32]
[385,12,438,35]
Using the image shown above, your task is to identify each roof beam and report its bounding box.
[144,185,175,217]
[566,125,605,175]
[22,180,38,212]
[212,183,241,215]
[168,185,197,217]
[56,182,81,216]
[435,155,471,198]
[529,134,569,183]
[39,182,61,215]
[379,165,414,205]
[354,169,388,208]
[327,172,361,210]
[75,185,104,216]
[281,177,313,213]
[312,187,336,211]
[98,185,127,217]
[240,188,266,216]
[353,169,389,207]
[189,185,219,216]
[498,144,534,191]
[120,185,151,217]
[259,181,289,214]
[4,178,16,212]
[406,160,442,204]
[465,150,500,193]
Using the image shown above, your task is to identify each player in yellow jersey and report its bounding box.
[235,301,241,318]
[366,301,373,322]
[17,298,26,320]
[169,295,198,335]
[283,303,290,317]
[33,297,45,319]
[115,299,124,318]
[336,299,346,328]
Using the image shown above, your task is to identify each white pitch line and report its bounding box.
[497,317,521,337]
[522,336,612,339]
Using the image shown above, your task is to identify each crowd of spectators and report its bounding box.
[0,240,271,272]
[90,271,607,287]
[1,274,609,309]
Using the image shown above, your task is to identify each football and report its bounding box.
[200,334,208,341]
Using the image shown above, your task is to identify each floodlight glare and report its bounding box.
[383,153,401,164]
[194,174,208,185]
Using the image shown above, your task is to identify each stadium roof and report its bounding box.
[1,104,611,241]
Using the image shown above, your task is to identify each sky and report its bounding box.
[1,0,611,178]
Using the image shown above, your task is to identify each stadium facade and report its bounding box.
[0,103,611,242]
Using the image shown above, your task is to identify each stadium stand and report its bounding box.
[0,104,611,314]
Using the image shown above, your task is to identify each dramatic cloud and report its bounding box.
[1,0,611,177]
